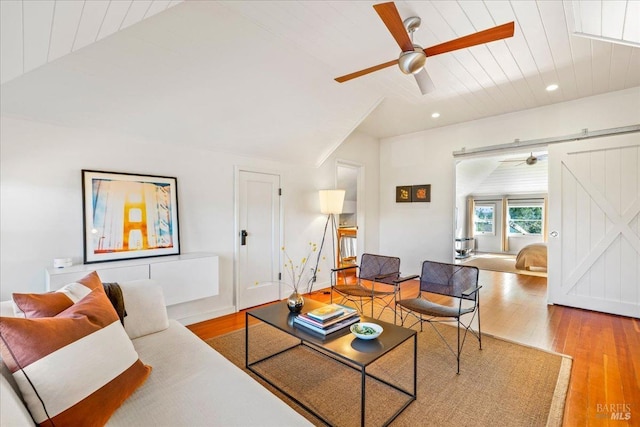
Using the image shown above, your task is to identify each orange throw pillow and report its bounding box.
[12,271,103,318]
[0,284,151,427]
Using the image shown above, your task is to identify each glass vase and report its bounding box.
[287,291,304,313]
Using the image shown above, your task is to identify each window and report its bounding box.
[474,204,495,235]
[508,201,543,235]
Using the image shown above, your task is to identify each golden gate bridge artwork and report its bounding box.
[90,179,174,254]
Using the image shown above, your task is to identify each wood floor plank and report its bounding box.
[186,271,640,425]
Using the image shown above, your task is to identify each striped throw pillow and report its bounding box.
[12,271,102,318]
[0,284,151,427]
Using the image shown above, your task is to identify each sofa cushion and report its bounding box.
[12,271,101,318]
[0,285,151,427]
[1,300,16,317]
[107,320,311,426]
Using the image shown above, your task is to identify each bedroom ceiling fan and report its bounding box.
[334,2,515,95]
[501,152,549,166]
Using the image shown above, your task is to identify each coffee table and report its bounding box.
[246,300,417,427]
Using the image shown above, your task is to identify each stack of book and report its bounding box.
[293,303,359,336]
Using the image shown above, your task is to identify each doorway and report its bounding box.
[455,151,549,258]
[235,169,282,310]
[336,161,363,271]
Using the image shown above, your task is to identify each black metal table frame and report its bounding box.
[245,309,417,427]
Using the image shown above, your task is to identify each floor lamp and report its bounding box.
[309,189,345,293]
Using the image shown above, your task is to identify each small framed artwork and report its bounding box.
[82,170,180,264]
[412,184,431,202]
[396,186,412,202]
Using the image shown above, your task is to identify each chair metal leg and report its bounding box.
[393,295,397,325]
[391,307,396,323]
[456,318,461,375]
[477,298,482,350]
[371,296,374,318]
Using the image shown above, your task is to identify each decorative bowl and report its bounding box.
[350,322,383,340]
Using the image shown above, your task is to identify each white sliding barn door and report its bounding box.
[548,134,640,318]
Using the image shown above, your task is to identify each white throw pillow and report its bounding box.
[120,279,169,339]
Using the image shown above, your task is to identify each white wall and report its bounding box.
[379,87,640,275]
[0,117,380,323]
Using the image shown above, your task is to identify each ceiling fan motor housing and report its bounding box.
[403,16,421,33]
[398,46,426,74]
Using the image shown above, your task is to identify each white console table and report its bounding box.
[45,253,219,306]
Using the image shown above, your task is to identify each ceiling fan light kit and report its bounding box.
[398,47,427,74]
[335,2,515,95]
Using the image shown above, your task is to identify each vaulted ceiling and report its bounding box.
[1,1,639,166]
[456,150,549,198]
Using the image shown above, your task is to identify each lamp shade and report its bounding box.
[319,190,345,214]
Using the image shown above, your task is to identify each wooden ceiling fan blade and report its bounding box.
[373,2,414,52]
[334,59,398,83]
[414,68,435,95]
[424,22,515,57]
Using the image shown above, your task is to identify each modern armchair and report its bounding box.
[396,260,481,374]
[331,253,418,320]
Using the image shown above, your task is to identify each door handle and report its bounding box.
[550,231,558,238]
[241,230,248,245]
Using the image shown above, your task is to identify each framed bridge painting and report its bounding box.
[82,170,180,264]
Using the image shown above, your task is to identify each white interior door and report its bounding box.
[548,134,640,318]
[236,170,281,310]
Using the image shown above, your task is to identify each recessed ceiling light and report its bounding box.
[546,84,559,92]
[431,112,440,118]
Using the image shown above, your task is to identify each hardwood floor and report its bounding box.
[187,271,640,426]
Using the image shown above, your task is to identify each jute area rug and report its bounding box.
[206,321,570,427]
[460,254,547,278]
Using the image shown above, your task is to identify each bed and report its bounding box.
[515,243,548,271]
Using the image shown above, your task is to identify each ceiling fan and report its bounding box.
[501,152,548,166]
[334,2,515,94]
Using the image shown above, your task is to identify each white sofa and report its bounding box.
[0,279,311,426]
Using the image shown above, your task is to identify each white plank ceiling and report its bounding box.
[1,1,639,165]
[0,0,184,83]
[457,150,549,197]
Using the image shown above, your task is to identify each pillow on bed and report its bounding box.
[12,271,102,318]
[0,284,151,427]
